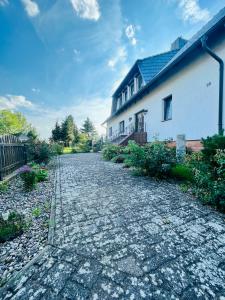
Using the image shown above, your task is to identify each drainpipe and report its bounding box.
[201,35,224,135]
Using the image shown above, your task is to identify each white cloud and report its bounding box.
[125,24,137,46]
[178,0,210,23]
[32,88,40,93]
[0,95,35,110]
[107,47,127,69]
[70,0,100,21]
[0,0,8,7]
[21,0,40,17]
[0,94,110,138]
[26,97,110,138]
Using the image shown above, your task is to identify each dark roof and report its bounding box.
[112,49,179,98]
[104,6,225,124]
[138,50,179,83]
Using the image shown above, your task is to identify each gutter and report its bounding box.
[201,35,224,135]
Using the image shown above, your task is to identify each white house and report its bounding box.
[103,7,225,150]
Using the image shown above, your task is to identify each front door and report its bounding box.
[135,111,145,132]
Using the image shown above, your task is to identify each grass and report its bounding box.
[0,181,8,193]
[32,207,41,218]
[63,147,74,154]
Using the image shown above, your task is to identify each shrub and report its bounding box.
[170,164,193,181]
[111,154,128,163]
[185,149,225,211]
[126,141,176,178]
[93,140,103,153]
[27,142,52,164]
[18,165,37,190]
[35,168,48,182]
[201,134,225,162]
[0,211,25,243]
[102,144,123,160]
[77,141,92,153]
[0,182,8,193]
[51,143,64,155]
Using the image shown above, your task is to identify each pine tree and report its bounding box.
[61,115,78,146]
[51,122,62,142]
[80,117,96,138]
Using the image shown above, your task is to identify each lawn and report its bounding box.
[63,147,74,154]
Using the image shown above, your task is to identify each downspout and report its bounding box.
[201,35,224,135]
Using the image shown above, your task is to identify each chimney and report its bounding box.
[171,37,187,50]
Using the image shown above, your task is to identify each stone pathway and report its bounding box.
[1,153,225,299]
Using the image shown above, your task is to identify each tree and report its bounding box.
[80,117,96,138]
[27,127,38,142]
[0,110,31,135]
[51,122,62,143]
[61,115,79,146]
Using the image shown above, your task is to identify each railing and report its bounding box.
[108,122,147,143]
[108,124,135,142]
[0,135,27,181]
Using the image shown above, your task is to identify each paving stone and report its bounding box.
[71,259,102,288]
[60,280,90,299]
[1,153,225,299]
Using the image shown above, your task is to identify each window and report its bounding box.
[124,89,128,102]
[119,95,122,107]
[117,95,122,110]
[163,95,172,121]
[130,81,134,96]
[119,121,125,134]
[137,75,143,90]
[109,127,112,137]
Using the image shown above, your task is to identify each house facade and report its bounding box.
[103,8,225,149]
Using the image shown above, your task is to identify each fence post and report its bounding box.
[176,134,186,162]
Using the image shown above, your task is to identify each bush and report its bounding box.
[93,140,103,153]
[27,142,52,164]
[77,141,91,153]
[111,154,128,163]
[0,211,25,243]
[126,141,176,178]
[185,149,225,211]
[18,165,37,190]
[0,182,8,193]
[102,144,123,160]
[170,164,193,181]
[51,143,63,155]
[35,168,48,182]
[201,134,225,162]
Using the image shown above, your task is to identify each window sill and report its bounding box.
[161,118,172,122]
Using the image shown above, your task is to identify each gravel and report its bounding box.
[0,162,55,287]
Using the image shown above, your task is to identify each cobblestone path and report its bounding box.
[1,153,225,299]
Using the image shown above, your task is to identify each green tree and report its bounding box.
[61,115,79,146]
[0,110,31,135]
[80,117,96,138]
[27,127,38,142]
[51,122,62,143]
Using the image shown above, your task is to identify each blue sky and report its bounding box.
[0,0,224,138]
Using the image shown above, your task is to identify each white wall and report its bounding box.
[107,37,225,142]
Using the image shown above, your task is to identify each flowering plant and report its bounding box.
[18,165,37,190]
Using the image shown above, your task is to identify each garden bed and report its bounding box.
[0,162,55,287]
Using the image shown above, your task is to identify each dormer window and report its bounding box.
[130,81,134,97]
[124,89,128,102]
[117,95,122,109]
[137,74,143,90]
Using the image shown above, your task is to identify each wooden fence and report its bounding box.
[0,135,27,181]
